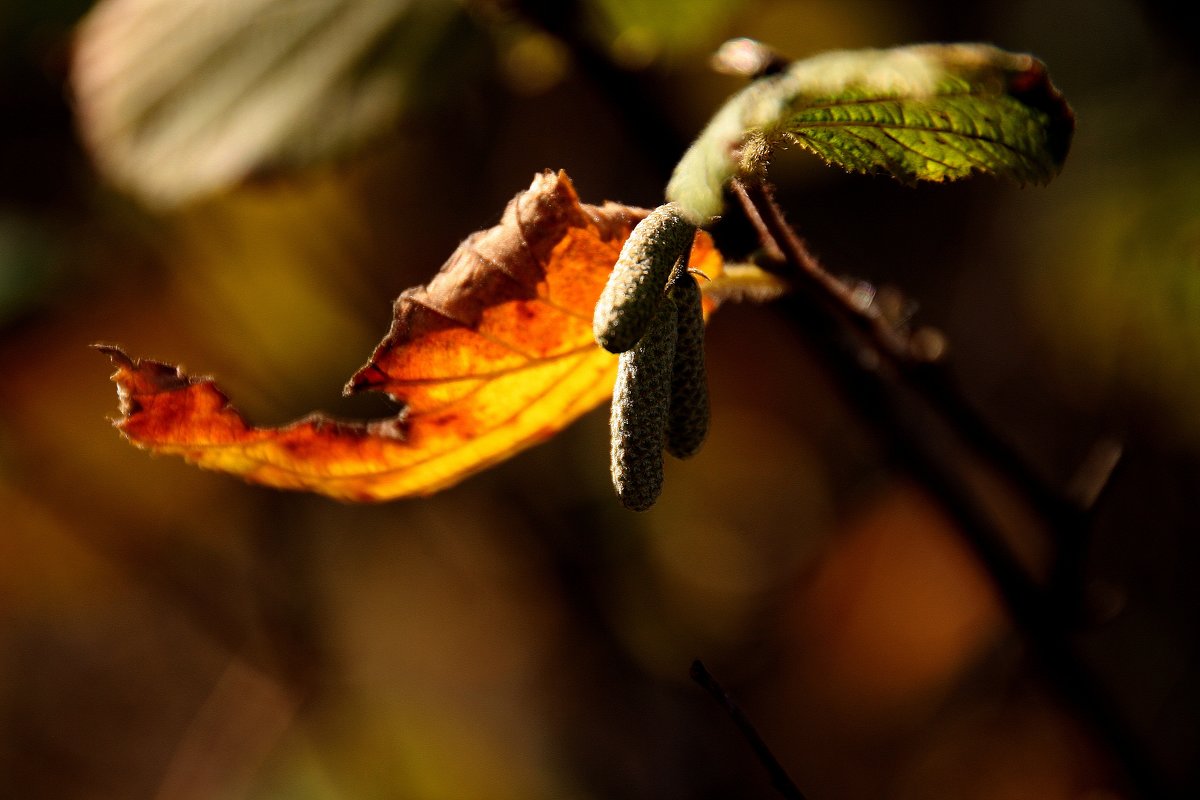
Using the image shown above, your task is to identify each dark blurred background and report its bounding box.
[2,1,1199,797]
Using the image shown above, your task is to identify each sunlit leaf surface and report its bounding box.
[98,171,725,501]
[668,43,1075,223]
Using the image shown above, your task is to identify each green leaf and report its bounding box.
[71,0,468,208]
[667,43,1075,225]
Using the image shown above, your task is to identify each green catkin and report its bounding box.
[665,270,709,459]
[610,297,678,511]
[593,203,695,353]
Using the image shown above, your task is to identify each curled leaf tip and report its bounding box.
[1003,57,1075,172]
[92,342,132,367]
[96,343,195,401]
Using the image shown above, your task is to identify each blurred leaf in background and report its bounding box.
[71,0,478,208]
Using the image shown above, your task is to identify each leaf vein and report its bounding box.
[377,342,596,386]
[877,128,959,172]
[401,294,540,361]
[791,119,1038,162]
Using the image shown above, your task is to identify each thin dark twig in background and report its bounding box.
[734,179,1084,541]
[690,660,808,800]
[732,179,1174,800]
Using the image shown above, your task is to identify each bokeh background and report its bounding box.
[2,0,1198,797]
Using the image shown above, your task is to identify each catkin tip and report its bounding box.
[593,204,695,353]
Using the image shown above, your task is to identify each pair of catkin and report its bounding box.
[594,203,710,511]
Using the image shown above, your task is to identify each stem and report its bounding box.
[736,180,1082,525]
[734,179,1174,800]
[690,660,808,800]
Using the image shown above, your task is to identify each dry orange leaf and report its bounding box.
[99,171,724,501]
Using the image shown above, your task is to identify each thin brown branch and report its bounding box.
[733,179,1173,800]
[733,179,911,359]
[730,180,786,265]
[734,178,1085,542]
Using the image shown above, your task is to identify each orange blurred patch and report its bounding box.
[789,481,1006,716]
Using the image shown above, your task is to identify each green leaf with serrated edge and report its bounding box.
[667,43,1074,225]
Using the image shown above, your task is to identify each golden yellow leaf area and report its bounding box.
[99,171,724,501]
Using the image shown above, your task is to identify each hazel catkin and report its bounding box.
[665,269,709,459]
[609,296,678,511]
[593,203,695,353]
